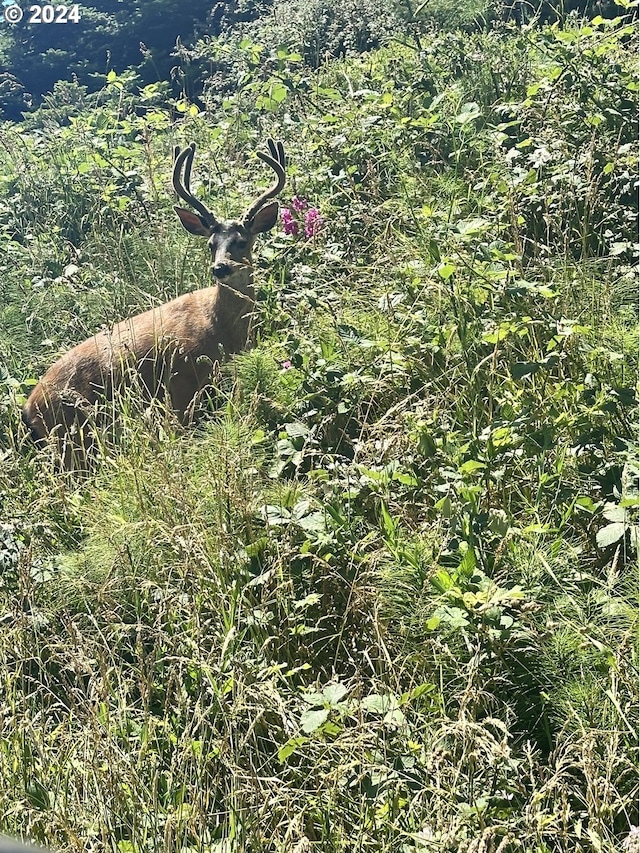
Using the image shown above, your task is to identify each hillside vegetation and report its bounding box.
[0,7,638,853]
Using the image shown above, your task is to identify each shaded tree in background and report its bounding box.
[0,0,218,119]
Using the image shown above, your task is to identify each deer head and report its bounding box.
[172,138,286,296]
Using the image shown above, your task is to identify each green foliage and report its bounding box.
[0,7,637,853]
[256,0,403,67]
[410,0,492,30]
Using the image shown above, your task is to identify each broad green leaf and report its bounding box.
[278,736,308,762]
[455,102,481,124]
[384,708,407,728]
[361,693,399,714]
[322,682,349,705]
[603,503,626,523]
[459,460,485,474]
[596,522,626,548]
[296,512,326,533]
[437,262,456,280]
[458,548,476,577]
[300,708,330,734]
[270,84,288,104]
[431,568,454,592]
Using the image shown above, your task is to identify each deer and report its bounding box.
[22,138,286,469]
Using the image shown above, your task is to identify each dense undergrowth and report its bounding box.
[0,8,638,853]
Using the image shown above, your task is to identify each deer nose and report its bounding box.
[213,262,231,280]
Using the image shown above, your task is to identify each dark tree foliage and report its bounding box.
[502,0,624,24]
[0,0,217,119]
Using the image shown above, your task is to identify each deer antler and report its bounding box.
[173,143,218,228]
[242,138,286,226]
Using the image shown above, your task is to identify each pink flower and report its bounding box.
[282,203,324,239]
[304,208,323,238]
[281,360,292,370]
[281,208,299,236]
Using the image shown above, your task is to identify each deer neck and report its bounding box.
[215,278,256,352]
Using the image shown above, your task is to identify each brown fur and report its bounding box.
[22,285,251,436]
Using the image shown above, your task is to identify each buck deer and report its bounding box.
[22,138,286,468]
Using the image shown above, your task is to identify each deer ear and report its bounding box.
[248,201,279,234]
[174,206,213,237]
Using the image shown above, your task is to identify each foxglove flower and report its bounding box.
[281,208,299,236]
[304,207,323,238]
